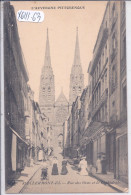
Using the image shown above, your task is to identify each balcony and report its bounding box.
[92,88,108,118]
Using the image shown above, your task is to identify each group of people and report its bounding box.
[96,155,107,174]
[41,154,105,180]
[78,154,107,175]
[51,157,68,175]
[41,156,68,180]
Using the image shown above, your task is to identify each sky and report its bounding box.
[11,1,107,102]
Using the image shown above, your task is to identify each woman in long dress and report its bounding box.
[96,156,102,174]
[61,160,68,175]
[78,157,88,176]
[51,157,59,175]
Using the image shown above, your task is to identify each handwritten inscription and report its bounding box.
[17,10,44,23]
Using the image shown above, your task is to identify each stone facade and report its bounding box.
[69,28,84,107]
[64,1,128,184]
[39,28,85,156]
[4,2,29,185]
[4,3,49,188]
[39,29,55,124]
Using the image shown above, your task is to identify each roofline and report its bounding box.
[93,2,109,54]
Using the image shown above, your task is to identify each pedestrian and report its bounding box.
[38,149,43,161]
[78,156,88,176]
[101,155,107,174]
[96,155,102,174]
[41,159,48,180]
[51,157,59,175]
[61,160,68,175]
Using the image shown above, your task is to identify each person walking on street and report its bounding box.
[78,156,89,176]
[51,157,59,175]
[41,159,48,180]
[96,155,102,174]
[61,160,68,175]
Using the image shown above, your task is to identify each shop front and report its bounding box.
[5,125,29,187]
[116,122,128,183]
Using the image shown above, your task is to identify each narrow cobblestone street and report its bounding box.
[20,156,118,193]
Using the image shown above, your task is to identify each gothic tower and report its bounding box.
[69,27,84,106]
[39,29,55,123]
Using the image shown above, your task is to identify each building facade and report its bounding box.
[4,3,49,187]
[87,2,110,168]
[115,1,127,183]
[54,90,69,155]
[70,96,81,158]
[83,1,127,183]
[4,2,29,185]
[64,1,127,184]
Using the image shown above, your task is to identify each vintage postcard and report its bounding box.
[2,0,129,193]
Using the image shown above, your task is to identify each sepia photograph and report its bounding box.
[2,0,128,193]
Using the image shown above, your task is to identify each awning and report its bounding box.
[9,126,29,146]
[80,121,108,145]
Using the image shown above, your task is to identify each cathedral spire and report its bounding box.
[44,28,51,67]
[73,27,81,67]
[39,28,55,122]
[69,28,84,106]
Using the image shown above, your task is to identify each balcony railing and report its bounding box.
[92,88,108,118]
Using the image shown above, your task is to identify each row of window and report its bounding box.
[42,76,53,81]
[93,103,107,122]
[72,86,81,92]
[72,75,83,80]
[92,43,108,89]
[92,70,107,109]
[111,65,117,94]
[42,86,51,92]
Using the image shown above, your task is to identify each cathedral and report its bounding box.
[39,28,84,156]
